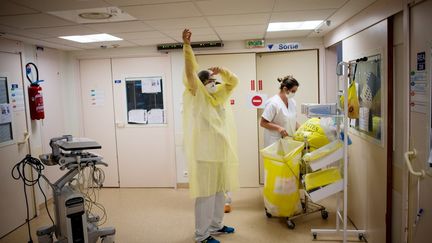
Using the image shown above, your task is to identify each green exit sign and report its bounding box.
[246,39,265,48]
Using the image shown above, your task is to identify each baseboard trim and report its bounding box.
[176,183,189,189]
[38,197,53,210]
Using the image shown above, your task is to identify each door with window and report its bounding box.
[80,56,176,187]
[111,56,176,187]
[0,51,32,237]
[256,50,319,184]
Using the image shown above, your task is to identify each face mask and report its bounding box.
[286,92,295,99]
[205,82,217,94]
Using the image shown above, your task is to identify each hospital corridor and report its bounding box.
[0,1,432,243]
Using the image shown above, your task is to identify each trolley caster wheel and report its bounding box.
[358,233,364,241]
[312,232,317,240]
[265,208,272,218]
[321,210,329,220]
[286,219,295,229]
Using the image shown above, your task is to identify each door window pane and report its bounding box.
[0,77,12,143]
[125,76,165,124]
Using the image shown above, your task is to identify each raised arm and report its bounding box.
[183,29,198,95]
[209,67,239,92]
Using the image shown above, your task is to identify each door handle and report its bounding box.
[404,149,425,178]
[17,131,30,145]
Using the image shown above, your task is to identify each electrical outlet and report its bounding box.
[183,170,188,177]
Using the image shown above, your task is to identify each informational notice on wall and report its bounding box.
[410,70,429,114]
[0,103,12,124]
[90,89,105,106]
[10,84,25,112]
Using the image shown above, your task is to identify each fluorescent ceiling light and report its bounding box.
[59,33,122,43]
[267,20,323,32]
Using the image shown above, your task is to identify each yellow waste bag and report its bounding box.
[340,81,360,119]
[260,138,304,217]
[304,167,342,192]
[293,118,330,151]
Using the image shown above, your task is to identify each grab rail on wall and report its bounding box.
[404,149,426,178]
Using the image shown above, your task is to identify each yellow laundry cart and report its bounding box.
[260,138,304,220]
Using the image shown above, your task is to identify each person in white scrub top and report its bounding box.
[260,75,300,147]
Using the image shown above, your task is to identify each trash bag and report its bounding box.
[340,81,360,119]
[302,140,343,162]
[304,167,342,192]
[260,138,304,217]
[293,118,330,151]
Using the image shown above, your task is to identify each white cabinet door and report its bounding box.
[111,56,176,187]
[79,59,119,187]
[0,51,32,237]
[196,53,259,187]
[256,50,319,184]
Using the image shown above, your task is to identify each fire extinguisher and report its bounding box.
[26,62,45,120]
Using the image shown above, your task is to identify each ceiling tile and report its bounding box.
[0,1,39,16]
[218,32,265,41]
[120,2,202,20]
[0,24,46,38]
[0,13,75,29]
[7,35,83,50]
[327,0,376,31]
[196,0,275,15]
[129,37,177,46]
[207,13,270,27]
[85,40,139,48]
[214,25,267,34]
[29,25,99,38]
[85,21,153,33]
[163,28,219,42]
[270,9,336,22]
[265,30,312,39]
[273,0,347,11]
[105,0,186,6]
[171,34,220,43]
[145,17,209,30]
[10,0,110,12]
[115,31,167,40]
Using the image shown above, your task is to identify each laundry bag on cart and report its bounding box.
[260,138,304,217]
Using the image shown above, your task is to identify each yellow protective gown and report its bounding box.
[182,44,239,198]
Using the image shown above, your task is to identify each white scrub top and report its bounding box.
[262,95,297,147]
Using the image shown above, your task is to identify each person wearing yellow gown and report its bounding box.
[182,29,239,243]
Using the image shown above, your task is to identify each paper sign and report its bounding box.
[0,103,12,124]
[128,109,147,124]
[248,93,267,109]
[142,77,162,93]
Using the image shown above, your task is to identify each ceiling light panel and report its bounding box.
[59,33,122,43]
[207,13,271,27]
[196,0,273,15]
[274,0,346,11]
[267,21,323,31]
[121,2,201,20]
